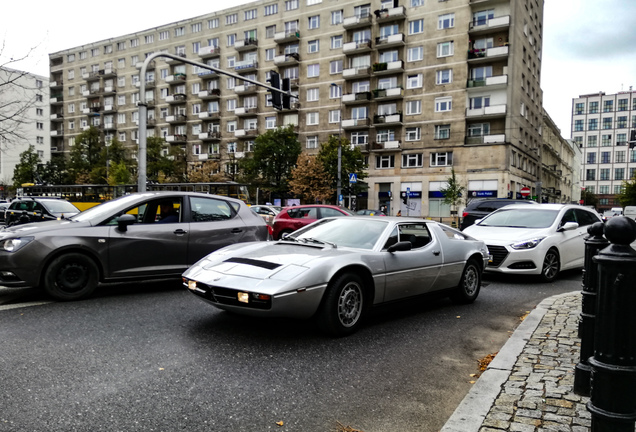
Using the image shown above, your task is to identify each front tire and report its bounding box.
[43,253,99,301]
[277,229,293,240]
[318,273,365,337]
[451,259,481,304]
[540,248,560,282]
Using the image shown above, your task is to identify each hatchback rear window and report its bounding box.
[287,207,318,219]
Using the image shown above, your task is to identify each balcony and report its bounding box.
[374,6,406,22]
[198,88,221,100]
[135,61,155,70]
[166,93,187,104]
[466,104,507,118]
[198,69,218,79]
[235,106,258,117]
[103,85,116,94]
[342,92,372,105]
[102,104,117,113]
[136,80,156,89]
[166,114,187,124]
[465,134,506,145]
[371,140,401,151]
[235,38,258,51]
[234,127,258,138]
[102,67,117,78]
[343,14,373,29]
[50,128,63,137]
[343,66,371,79]
[50,113,64,121]
[467,74,508,90]
[166,73,187,84]
[342,118,370,129]
[49,80,63,89]
[103,122,117,131]
[343,39,372,54]
[146,119,157,127]
[469,15,510,34]
[198,111,221,120]
[375,33,405,49]
[373,60,404,75]
[198,131,222,141]
[373,113,403,126]
[199,45,221,59]
[166,134,187,143]
[288,78,300,88]
[231,152,246,159]
[50,94,64,104]
[373,87,404,101]
[84,71,102,81]
[234,83,257,94]
[274,30,300,44]
[280,102,300,112]
[89,87,103,95]
[234,59,258,73]
[274,53,300,66]
[467,45,509,63]
[166,53,187,65]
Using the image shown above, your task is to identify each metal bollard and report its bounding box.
[587,216,636,432]
[574,222,609,396]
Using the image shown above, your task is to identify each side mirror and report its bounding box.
[559,221,579,232]
[117,214,137,232]
[387,240,413,253]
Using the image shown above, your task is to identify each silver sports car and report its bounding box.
[183,216,490,336]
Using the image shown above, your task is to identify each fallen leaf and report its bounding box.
[469,380,476,384]
[159,368,164,371]
[470,373,478,377]
[456,316,461,319]
[276,421,284,427]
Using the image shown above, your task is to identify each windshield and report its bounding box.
[291,218,388,250]
[478,208,559,228]
[41,200,79,214]
[72,194,152,222]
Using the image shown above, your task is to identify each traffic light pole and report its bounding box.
[137,52,297,192]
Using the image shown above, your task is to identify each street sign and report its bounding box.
[520,187,531,197]
[349,173,357,184]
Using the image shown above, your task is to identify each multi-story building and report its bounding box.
[540,111,577,204]
[48,0,544,216]
[0,67,50,189]
[572,90,636,212]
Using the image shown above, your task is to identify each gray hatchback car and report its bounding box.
[0,191,269,301]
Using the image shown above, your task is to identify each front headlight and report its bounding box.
[510,237,546,250]
[1,237,34,252]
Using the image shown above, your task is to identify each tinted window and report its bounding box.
[190,197,234,221]
[320,207,347,218]
[575,209,600,226]
[288,207,318,219]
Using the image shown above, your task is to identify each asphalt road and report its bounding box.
[0,271,581,432]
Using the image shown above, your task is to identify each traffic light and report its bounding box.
[281,76,291,110]
[268,71,291,110]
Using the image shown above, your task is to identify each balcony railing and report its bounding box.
[373,87,404,100]
[166,93,187,104]
[466,104,507,118]
[465,134,506,145]
[235,38,258,51]
[199,45,221,58]
[467,45,509,60]
[374,6,406,22]
[274,30,300,43]
[375,33,405,48]
[469,15,510,31]
[467,75,508,88]
[371,140,401,151]
[343,39,372,54]
[343,66,371,79]
[198,88,221,99]
[343,13,373,29]
[342,118,371,129]
[274,53,300,66]
[372,60,404,75]
[373,113,403,125]
[342,92,372,105]
[234,60,258,72]
[166,134,187,143]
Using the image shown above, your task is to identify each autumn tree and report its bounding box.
[241,125,302,198]
[189,160,223,183]
[12,144,40,187]
[317,135,368,203]
[440,168,466,227]
[289,153,333,204]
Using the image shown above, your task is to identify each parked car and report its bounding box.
[460,198,538,230]
[271,204,354,240]
[0,191,269,301]
[356,209,387,216]
[183,216,489,336]
[623,206,636,221]
[602,207,623,222]
[0,202,10,224]
[250,204,282,226]
[463,204,603,282]
[4,197,80,226]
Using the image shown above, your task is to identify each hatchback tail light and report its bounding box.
[462,212,468,218]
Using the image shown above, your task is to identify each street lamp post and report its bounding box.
[331,83,342,206]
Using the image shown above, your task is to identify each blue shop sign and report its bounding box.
[469,190,497,198]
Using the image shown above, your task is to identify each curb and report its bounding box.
[440,291,579,432]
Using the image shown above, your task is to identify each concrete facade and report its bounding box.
[48,0,545,216]
[540,111,577,204]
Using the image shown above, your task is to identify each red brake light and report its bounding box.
[462,212,468,218]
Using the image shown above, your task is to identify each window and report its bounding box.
[615,168,625,181]
[144,35,154,44]
[330,60,343,74]
[587,152,596,164]
[376,155,395,169]
[602,134,612,146]
[227,34,236,46]
[306,112,319,125]
[574,120,584,131]
[308,15,320,29]
[599,185,610,194]
[351,131,368,145]
[285,0,299,10]
[79,51,87,60]
[208,18,219,29]
[226,14,238,25]
[617,116,628,128]
[91,48,100,57]
[306,136,318,148]
[244,9,257,20]
[329,110,340,123]
[409,19,424,35]
[436,69,452,85]
[589,101,599,113]
[331,35,343,49]
[67,53,75,62]
[435,97,452,112]
[616,151,626,163]
[307,64,319,77]
[265,4,278,15]
[588,118,598,130]
[411,0,423,6]
[402,153,423,168]
[435,125,450,139]
[406,74,422,89]
[437,41,454,57]
[227,99,237,111]
[438,13,455,29]
[601,151,611,163]
[329,84,341,98]
[467,123,489,136]
[618,98,628,111]
[406,127,421,141]
[575,102,584,115]
[307,88,319,101]
[407,46,424,62]
[406,100,421,115]
[265,48,276,61]
[602,117,612,129]
[470,96,490,109]
[192,42,201,53]
[331,10,343,25]
[431,152,453,166]
[308,40,319,53]
[265,116,276,129]
[307,0,322,4]
[603,100,613,112]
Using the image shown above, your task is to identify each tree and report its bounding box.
[189,160,223,183]
[68,127,102,184]
[289,153,334,204]
[440,168,465,227]
[107,160,133,185]
[146,136,181,183]
[618,178,636,207]
[41,153,73,185]
[317,135,368,203]
[240,125,302,198]
[12,144,40,187]
[581,189,598,209]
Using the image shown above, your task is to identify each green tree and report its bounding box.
[146,136,176,182]
[289,153,334,204]
[68,126,102,184]
[317,135,368,203]
[107,160,133,185]
[12,144,40,187]
[41,153,73,185]
[240,125,302,198]
[618,179,636,207]
[581,189,598,209]
[441,168,465,227]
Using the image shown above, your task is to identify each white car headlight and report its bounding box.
[1,237,34,252]
[510,237,546,250]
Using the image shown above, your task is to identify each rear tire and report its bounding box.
[318,273,365,337]
[540,248,560,283]
[451,259,481,304]
[43,253,99,301]
[277,229,293,240]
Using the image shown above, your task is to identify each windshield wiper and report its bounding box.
[300,237,337,248]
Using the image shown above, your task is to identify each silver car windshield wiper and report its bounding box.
[300,237,337,248]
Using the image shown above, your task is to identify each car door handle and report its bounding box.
[231,228,243,233]
[432,250,441,256]
[173,229,188,235]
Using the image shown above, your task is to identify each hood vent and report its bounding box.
[224,257,281,270]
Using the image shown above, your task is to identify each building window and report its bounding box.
[411,0,423,6]
[602,117,612,129]
[376,155,395,169]
[307,0,322,4]
[329,110,340,123]
[286,0,299,10]
[587,153,597,164]
[618,98,628,111]
[617,116,628,129]
[574,102,584,115]
[603,100,613,112]
[615,168,625,181]
[227,34,236,47]
[331,10,343,25]
[588,118,598,130]
[599,185,610,194]
[601,151,611,163]
[406,100,421,115]
[601,134,612,146]
[331,35,343,49]
[226,14,238,25]
[407,46,424,62]
[436,69,452,85]
[406,74,422,89]
[408,19,424,35]
[438,13,455,29]
[308,40,319,53]
[587,135,597,147]
[574,120,584,131]
[307,64,319,77]
[351,131,368,145]
[244,9,257,20]
[435,97,452,112]
[435,124,451,139]
[402,153,423,168]
[67,53,75,62]
[307,135,318,148]
[431,152,453,166]
[589,101,599,113]
[307,88,319,101]
[208,18,219,29]
[144,35,154,44]
[306,112,319,125]
[265,116,276,129]
[329,84,341,98]
[330,60,343,74]
[308,15,320,29]
[405,127,421,141]
[437,41,454,57]
[265,4,278,15]
[91,48,100,57]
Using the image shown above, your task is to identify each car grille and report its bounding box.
[487,245,508,267]
[190,282,271,310]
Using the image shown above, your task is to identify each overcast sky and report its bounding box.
[2,0,635,139]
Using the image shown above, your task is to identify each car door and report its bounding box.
[186,195,250,264]
[381,223,443,302]
[287,207,318,231]
[555,208,587,269]
[107,197,190,278]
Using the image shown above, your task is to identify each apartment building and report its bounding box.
[0,67,50,188]
[572,90,636,212]
[48,0,544,216]
[540,111,577,204]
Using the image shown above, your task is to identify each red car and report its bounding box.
[272,205,354,239]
